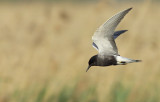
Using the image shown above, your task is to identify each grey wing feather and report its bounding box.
[92,30,127,51]
[92,8,132,55]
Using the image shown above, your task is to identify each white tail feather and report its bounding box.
[115,55,141,64]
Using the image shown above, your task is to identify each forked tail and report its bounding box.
[115,55,141,65]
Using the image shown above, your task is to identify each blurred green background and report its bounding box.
[0,0,160,102]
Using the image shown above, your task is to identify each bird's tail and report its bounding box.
[115,56,141,65]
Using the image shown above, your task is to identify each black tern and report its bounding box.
[87,8,141,72]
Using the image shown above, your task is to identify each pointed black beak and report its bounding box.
[86,65,91,72]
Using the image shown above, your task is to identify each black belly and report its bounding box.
[97,56,117,66]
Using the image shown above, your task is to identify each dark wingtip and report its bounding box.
[128,7,133,10]
[123,30,128,33]
[125,7,132,12]
[135,60,142,62]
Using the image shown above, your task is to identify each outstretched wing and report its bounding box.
[113,30,128,39]
[92,30,128,51]
[92,8,132,55]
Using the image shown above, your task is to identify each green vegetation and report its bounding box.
[5,82,160,102]
[110,82,131,102]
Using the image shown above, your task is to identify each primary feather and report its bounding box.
[92,8,132,56]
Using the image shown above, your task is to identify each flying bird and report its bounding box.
[87,8,141,72]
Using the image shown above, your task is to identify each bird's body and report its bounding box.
[87,8,141,72]
[89,55,117,67]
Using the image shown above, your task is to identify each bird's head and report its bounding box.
[86,55,98,72]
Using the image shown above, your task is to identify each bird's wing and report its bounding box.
[92,42,99,51]
[92,30,128,51]
[113,30,128,39]
[92,8,132,56]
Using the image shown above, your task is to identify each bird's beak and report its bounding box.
[86,65,91,72]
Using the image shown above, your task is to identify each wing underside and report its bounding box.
[92,30,128,51]
[92,8,132,55]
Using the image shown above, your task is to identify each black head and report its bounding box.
[86,55,98,72]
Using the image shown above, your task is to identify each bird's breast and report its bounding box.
[97,55,117,66]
